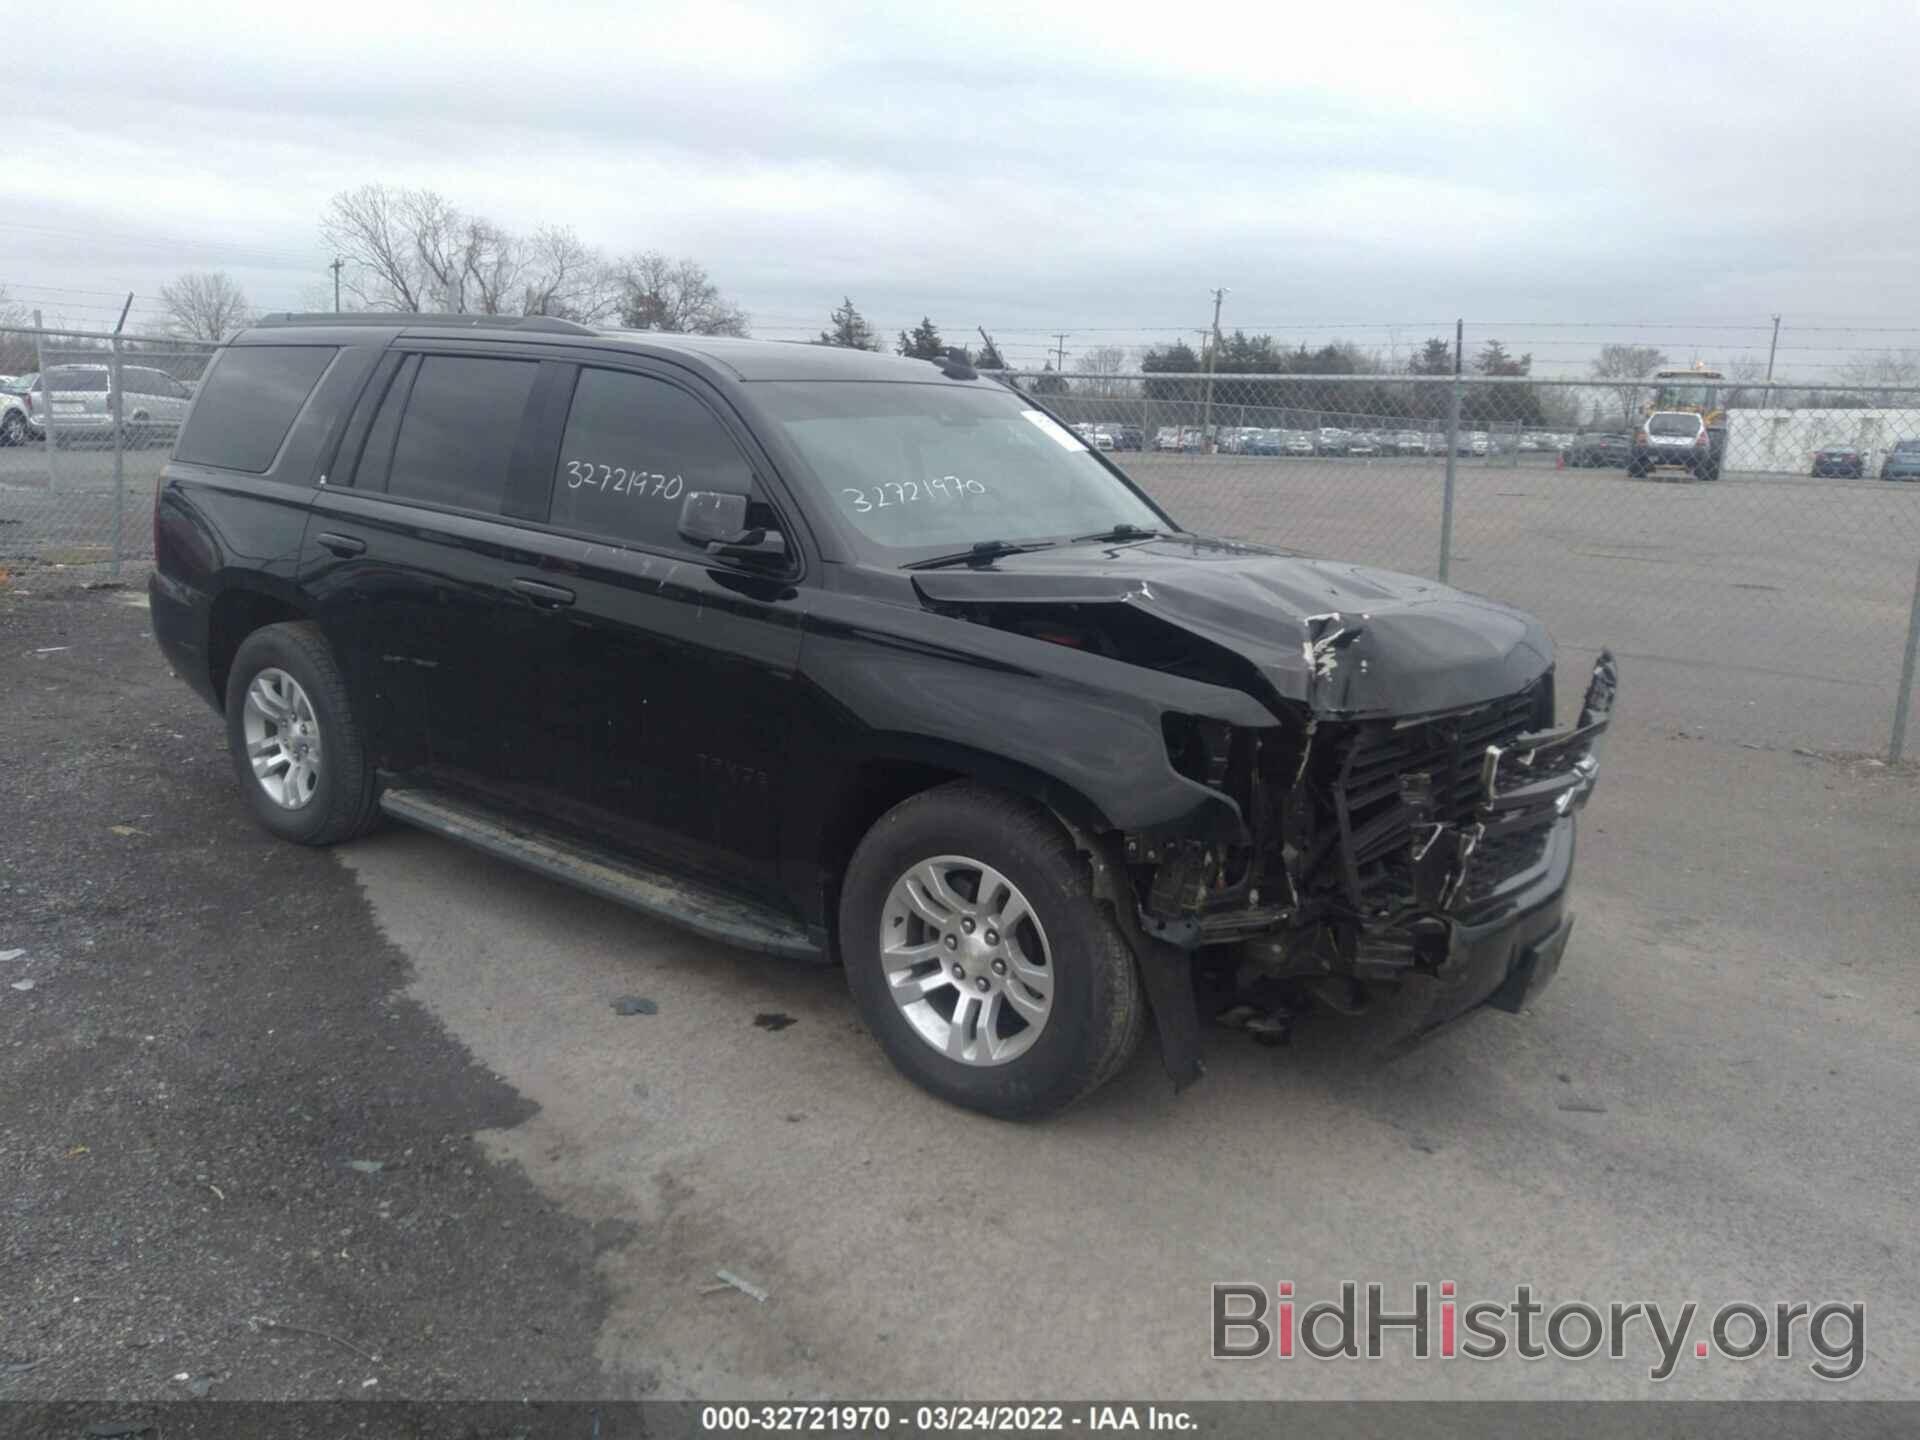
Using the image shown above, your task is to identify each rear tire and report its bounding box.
[222,621,380,847]
[839,783,1145,1119]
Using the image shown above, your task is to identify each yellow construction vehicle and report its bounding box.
[1630,363,1728,481]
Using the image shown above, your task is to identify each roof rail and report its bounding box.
[253,312,598,335]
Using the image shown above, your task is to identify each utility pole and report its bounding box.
[331,257,345,314]
[1050,332,1069,371]
[1199,287,1226,453]
[1764,313,1781,407]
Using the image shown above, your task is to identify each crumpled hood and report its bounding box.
[910,535,1554,717]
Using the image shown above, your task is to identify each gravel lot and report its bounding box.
[4,572,1918,1403]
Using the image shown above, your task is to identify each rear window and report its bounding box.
[1648,413,1702,436]
[175,345,337,472]
[44,366,110,394]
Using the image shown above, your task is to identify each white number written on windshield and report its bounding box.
[841,475,987,514]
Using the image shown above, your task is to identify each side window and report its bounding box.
[547,368,755,553]
[174,345,338,473]
[385,355,540,515]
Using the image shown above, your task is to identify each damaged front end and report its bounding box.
[1126,648,1619,1052]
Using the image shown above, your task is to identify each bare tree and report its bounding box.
[522,228,621,321]
[1590,343,1669,429]
[1073,344,1136,398]
[159,271,253,342]
[320,184,624,319]
[615,253,749,335]
[322,184,432,311]
[1834,349,1920,395]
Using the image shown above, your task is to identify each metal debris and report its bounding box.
[0,949,24,962]
[752,1012,796,1031]
[1556,1098,1607,1114]
[611,996,658,1016]
[345,1159,384,1174]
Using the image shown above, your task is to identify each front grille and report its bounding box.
[1329,683,1545,914]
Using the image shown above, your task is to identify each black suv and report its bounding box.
[151,316,1616,1117]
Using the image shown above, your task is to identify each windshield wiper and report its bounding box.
[1069,523,1171,544]
[903,539,1058,571]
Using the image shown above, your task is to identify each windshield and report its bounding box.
[756,381,1165,555]
[1654,383,1716,409]
[1648,413,1702,436]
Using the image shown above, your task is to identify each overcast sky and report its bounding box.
[5,0,1919,375]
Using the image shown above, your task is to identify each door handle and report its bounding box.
[315,531,366,557]
[512,577,576,609]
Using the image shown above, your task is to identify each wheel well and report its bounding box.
[819,760,964,915]
[815,758,1115,956]
[207,589,308,709]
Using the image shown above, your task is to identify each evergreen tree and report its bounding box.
[896,316,946,360]
[817,296,878,350]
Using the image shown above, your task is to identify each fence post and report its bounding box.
[1890,553,1920,763]
[109,335,125,580]
[32,311,63,494]
[1439,378,1461,583]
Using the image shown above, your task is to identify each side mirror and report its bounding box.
[677,490,787,565]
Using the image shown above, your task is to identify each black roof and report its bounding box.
[243,314,978,385]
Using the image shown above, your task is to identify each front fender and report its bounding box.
[794,596,1271,843]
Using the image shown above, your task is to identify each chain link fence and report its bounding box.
[4,334,1916,756]
[1010,370,1920,759]
[0,322,215,588]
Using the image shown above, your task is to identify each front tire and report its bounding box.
[223,621,379,846]
[839,784,1146,1119]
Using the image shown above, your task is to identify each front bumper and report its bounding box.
[1385,816,1577,1039]
[1378,650,1616,1039]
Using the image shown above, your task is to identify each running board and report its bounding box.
[377,787,821,961]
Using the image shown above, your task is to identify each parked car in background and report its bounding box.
[1284,430,1317,456]
[1244,428,1283,456]
[13,363,196,448]
[1346,432,1380,456]
[1153,426,1184,451]
[1880,439,1920,481]
[1315,427,1349,455]
[1565,432,1632,468]
[1107,424,1144,452]
[1628,411,1724,480]
[150,313,1615,1118]
[0,377,36,446]
[1810,445,1865,478]
[1469,433,1489,456]
[1392,430,1426,455]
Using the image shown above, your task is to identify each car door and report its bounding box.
[506,359,806,898]
[299,345,558,788]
